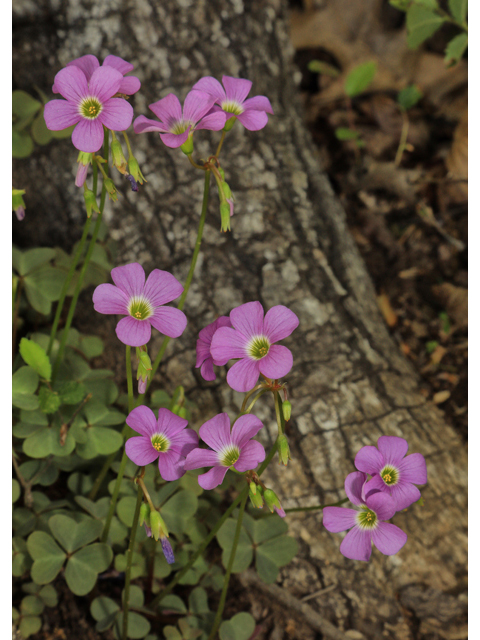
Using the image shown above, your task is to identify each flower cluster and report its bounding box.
[323,436,427,561]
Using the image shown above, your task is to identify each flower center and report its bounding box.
[247,336,270,360]
[357,507,378,530]
[221,100,244,116]
[151,433,170,452]
[128,296,154,321]
[380,465,399,486]
[79,97,103,120]
[220,445,240,467]
[171,120,192,135]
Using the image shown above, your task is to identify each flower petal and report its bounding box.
[92,283,129,315]
[372,523,407,556]
[98,98,133,132]
[71,118,105,152]
[195,111,227,131]
[67,55,99,82]
[149,306,187,338]
[199,413,231,452]
[398,452,427,485]
[111,263,146,297]
[149,94,183,127]
[354,445,384,475]
[231,414,264,448]
[53,66,89,103]
[115,316,152,347]
[184,448,220,470]
[156,408,188,439]
[125,435,159,466]
[44,100,81,130]
[159,131,189,148]
[362,474,386,500]
[344,471,368,506]
[263,306,299,343]
[365,492,397,521]
[234,439,265,472]
[119,76,141,95]
[242,95,274,114]
[183,90,216,123]
[210,327,248,366]
[377,436,408,467]
[222,76,252,103]
[340,526,372,561]
[158,450,186,481]
[322,507,357,533]
[230,301,264,339]
[126,405,158,436]
[133,115,169,134]
[200,358,216,381]
[237,110,269,131]
[196,341,211,368]
[192,76,226,102]
[169,428,198,457]
[144,269,184,306]
[89,66,123,103]
[226,358,260,392]
[389,482,421,511]
[103,54,134,75]
[258,345,293,380]
[198,465,229,490]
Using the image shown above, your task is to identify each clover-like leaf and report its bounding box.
[219,612,256,640]
[49,514,103,553]
[12,366,39,410]
[65,543,113,596]
[27,531,66,585]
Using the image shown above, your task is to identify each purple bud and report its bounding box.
[144,523,152,537]
[138,377,147,394]
[161,537,175,564]
[126,174,138,192]
[75,162,89,188]
[274,505,286,518]
[15,206,25,221]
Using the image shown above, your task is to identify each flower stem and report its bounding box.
[51,130,110,383]
[215,131,226,158]
[122,485,143,640]
[207,490,248,640]
[126,345,134,412]
[284,498,349,513]
[142,169,211,397]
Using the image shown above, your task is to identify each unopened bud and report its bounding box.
[75,152,92,188]
[264,489,286,518]
[249,486,264,509]
[221,181,232,200]
[277,434,292,466]
[83,187,100,218]
[220,202,231,232]
[128,156,147,185]
[180,132,194,155]
[139,502,150,527]
[161,537,175,564]
[12,189,26,221]
[139,352,152,371]
[104,178,118,202]
[224,116,236,132]
[126,174,138,192]
[111,136,128,175]
[149,510,168,541]
[138,377,147,394]
[282,400,292,422]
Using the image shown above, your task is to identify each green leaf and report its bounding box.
[58,381,87,405]
[448,0,467,22]
[27,531,66,584]
[12,90,42,119]
[335,127,360,141]
[188,587,210,615]
[159,595,187,613]
[38,585,58,607]
[23,425,75,458]
[23,282,52,315]
[21,595,44,616]
[49,514,103,553]
[13,478,21,503]
[250,516,288,545]
[257,535,299,569]
[113,612,151,639]
[12,130,34,158]
[217,519,253,573]
[25,266,65,301]
[219,612,256,640]
[163,626,183,640]
[12,367,39,410]
[76,426,124,459]
[65,543,113,596]
[69,473,95,496]
[13,537,32,576]
[19,616,42,638]
[444,33,468,65]
[397,84,423,110]
[255,551,279,584]
[406,6,445,49]
[162,490,198,535]
[38,386,61,414]
[31,110,53,145]
[14,247,56,277]
[307,60,340,77]
[91,596,120,631]
[344,61,377,97]
[19,338,51,380]
[79,335,104,359]
[19,460,58,486]
[123,584,144,608]
[117,497,138,528]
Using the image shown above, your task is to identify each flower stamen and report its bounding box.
[247,336,270,360]
[380,465,399,486]
[151,433,170,452]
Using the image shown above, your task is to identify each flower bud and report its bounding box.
[277,434,292,466]
[76,152,92,188]
[218,167,225,180]
[126,174,138,192]
[224,117,237,132]
[221,181,232,200]
[249,485,264,509]
[264,489,286,518]
[149,510,169,541]
[111,136,128,175]
[83,187,100,218]
[128,156,147,185]
[139,502,150,527]
[138,377,147,394]
[220,202,231,232]
[282,400,292,422]
[180,132,194,155]
[12,189,26,221]
[161,537,175,564]
[104,178,118,202]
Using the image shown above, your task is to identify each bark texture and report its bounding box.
[13,1,467,638]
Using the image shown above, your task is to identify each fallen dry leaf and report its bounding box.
[377,293,397,327]
[433,390,451,404]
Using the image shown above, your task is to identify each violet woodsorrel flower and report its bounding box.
[44,66,134,152]
[196,316,232,381]
[52,54,141,96]
[133,90,226,148]
[125,406,198,481]
[92,263,187,347]
[355,436,427,511]
[210,301,299,393]
[323,471,407,562]
[192,75,274,131]
[184,413,266,490]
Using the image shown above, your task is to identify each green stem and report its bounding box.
[51,130,110,383]
[208,490,248,640]
[141,169,211,397]
[284,498,349,513]
[215,131,226,158]
[126,345,134,412]
[122,485,143,640]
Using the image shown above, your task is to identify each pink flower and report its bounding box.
[133,90,226,148]
[210,301,299,392]
[192,76,273,131]
[196,316,232,381]
[44,66,133,152]
[53,54,141,96]
[184,413,265,490]
[92,263,187,347]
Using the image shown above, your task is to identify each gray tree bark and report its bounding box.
[13,1,467,638]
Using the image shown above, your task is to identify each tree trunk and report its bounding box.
[13,1,467,638]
